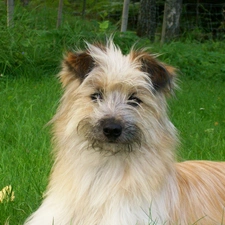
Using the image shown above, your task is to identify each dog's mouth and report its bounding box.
[77,117,143,153]
[89,141,135,155]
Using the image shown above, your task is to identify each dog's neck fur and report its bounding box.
[45,122,177,224]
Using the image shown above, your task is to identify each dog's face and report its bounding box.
[55,40,176,155]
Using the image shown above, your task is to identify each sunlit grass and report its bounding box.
[1,69,225,224]
[0,77,60,224]
[0,5,225,224]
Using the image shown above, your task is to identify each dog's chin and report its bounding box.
[88,139,136,155]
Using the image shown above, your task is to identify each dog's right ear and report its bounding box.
[59,51,94,87]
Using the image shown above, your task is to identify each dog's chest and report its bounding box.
[71,159,166,225]
[73,192,152,225]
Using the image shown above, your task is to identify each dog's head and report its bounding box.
[55,40,177,154]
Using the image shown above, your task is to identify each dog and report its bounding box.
[24,39,225,225]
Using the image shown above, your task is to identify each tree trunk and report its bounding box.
[121,0,130,32]
[137,0,156,42]
[82,0,86,18]
[161,0,183,44]
[7,0,14,27]
[20,0,29,6]
[56,0,63,28]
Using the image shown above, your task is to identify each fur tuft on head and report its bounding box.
[59,39,177,94]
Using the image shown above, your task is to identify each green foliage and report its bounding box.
[153,41,225,82]
[0,4,118,79]
[98,20,110,32]
[74,0,123,21]
[81,0,139,31]
[0,4,225,224]
[0,77,61,224]
[1,71,225,224]
[169,79,225,161]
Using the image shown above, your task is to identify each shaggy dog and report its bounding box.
[24,39,225,225]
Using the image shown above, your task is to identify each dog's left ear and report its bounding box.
[60,51,94,87]
[139,53,176,93]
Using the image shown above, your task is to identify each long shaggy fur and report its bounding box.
[24,39,225,225]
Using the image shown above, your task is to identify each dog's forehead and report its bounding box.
[87,43,150,87]
[86,65,151,93]
[89,46,137,73]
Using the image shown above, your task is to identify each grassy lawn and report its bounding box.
[0,5,225,224]
[0,77,60,224]
[171,79,225,161]
[1,43,225,224]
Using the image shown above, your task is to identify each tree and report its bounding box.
[137,0,156,42]
[7,0,14,27]
[82,0,86,18]
[161,0,183,43]
[20,0,29,6]
[121,0,130,32]
[57,0,63,28]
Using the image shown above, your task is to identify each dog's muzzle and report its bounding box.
[101,119,123,142]
[78,116,143,152]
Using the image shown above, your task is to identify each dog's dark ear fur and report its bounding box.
[134,52,176,93]
[60,51,94,87]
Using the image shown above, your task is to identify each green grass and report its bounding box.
[0,77,61,224]
[1,75,225,224]
[1,4,225,225]
[170,79,225,161]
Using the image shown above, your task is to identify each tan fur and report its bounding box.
[173,161,225,224]
[24,39,225,225]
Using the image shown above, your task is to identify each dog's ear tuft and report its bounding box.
[60,51,94,87]
[136,52,176,93]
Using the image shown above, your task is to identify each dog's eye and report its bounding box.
[91,92,103,102]
[128,94,142,107]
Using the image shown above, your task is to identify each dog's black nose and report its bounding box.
[103,121,122,140]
